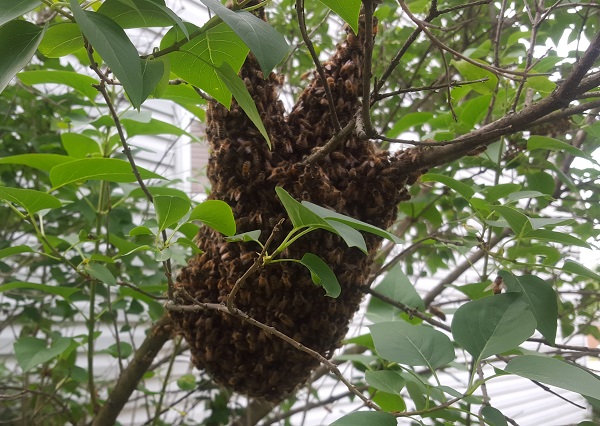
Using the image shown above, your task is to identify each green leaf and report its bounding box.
[38,23,84,58]
[372,391,406,412]
[370,321,455,369]
[0,186,62,214]
[177,373,197,391]
[491,205,532,236]
[299,253,341,298]
[275,187,330,229]
[159,84,206,119]
[506,356,600,400]
[175,237,203,254]
[527,136,591,161]
[86,263,117,286]
[161,22,249,106]
[225,230,261,244]
[129,186,189,201]
[317,0,362,34]
[98,0,174,28]
[121,117,191,138]
[189,200,236,236]
[452,60,498,94]
[102,342,133,358]
[499,271,557,344]
[365,370,406,395]
[199,0,288,74]
[562,260,600,281]
[0,282,80,299]
[0,0,42,27]
[482,183,521,203]
[14,336,73,372]
[0,245,33,260]
[421,173,475,200]
[451,293,536,362]
[301,200,402,244]
[481,406,508,426]
[526,229,590,249]
[17,70,99,101]
[154,195,191,231]
[215,61,271,148]
[129,226,154,236]
[0,19,46,94]
[0,153,75,171]
[324,219,367,254]
[61,133,102,158]
[367,264,424,323]
[70,0,144,108]
[386,112,433,138]
[50,158,165,189]
[140,58,165,105]
[329,411,397,426]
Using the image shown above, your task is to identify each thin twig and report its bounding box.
[301,118,356,165]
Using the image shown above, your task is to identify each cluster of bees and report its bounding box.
[170,9,425,401]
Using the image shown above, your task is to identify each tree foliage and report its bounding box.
[0,1,599,425]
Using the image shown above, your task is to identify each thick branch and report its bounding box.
[92,315,173,426]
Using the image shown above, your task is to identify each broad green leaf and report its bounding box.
[451,293,536,362]
[367,265,424,323]
[365,370,406,395]
[0,186,62,214]
[70,0,144,108]
[452,60,498,94]
[0,20,46,94]
[0,153,75,171]
[190,200,236,236]
[562,260,600,281]
[317,0,361,34]
[129,226,154,236]
[129,186,189,201]
[50,158,165,189]
[299,253,341,298]
[121,117,191,138]
[38,23,84,58]
[86,263,117,286]
[226,230,261,244]
[0,282,80,299]
[499,271,557,344]
[161,22,249,106]
[506,190,547,202]
[481,406,508,426]
[154,195,191,231]
[526,171,555,196]
[17,70,98,100]
[323,219,367,254]
[329,410,397,426]
[0,245,33,259]
[275,187,332,229]
[159,84,206,119]
[491,205,532,236]
[506,356,600,400]
[527,217,573,230]
[527,229,590,249]
[370,321,455,369]
[199,0,288,74]
[301,200,402,244]
[215,61,271,147]
[140,58,165,105]
[483,183,521,203]
[421,173,475,200]
[61,133,101,158]
[175,237,203,254]
[14,336,73,372]
[177,373,197,390]
[0,0,42,27]
[102,342,133,358]
[525,76,556,94]
[527,136,591,161]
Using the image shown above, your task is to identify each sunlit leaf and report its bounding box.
[317,0,361,33]
[0,186,62,214]
[190,200,236,236]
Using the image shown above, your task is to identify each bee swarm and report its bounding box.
[169,10,424,401]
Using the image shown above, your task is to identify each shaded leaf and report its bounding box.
[70,0,143,107]
[18,70,98,100]
[190,200,236,236]
[226,230,261,244]
[0,20,46,94]
[0,153,75,171]
[317,0,361,33]
[86,263,117,286]
[38,23,84,58]
[370,321,454,369]
[102,342,133,358]
[0,0,42,27]
[0,282,80,299]
[562,260,600,281]
[50,158,165,189]
[154,195,191,231]
[329,411,397,426]
[14,337,73,372]
[299,253,340,298]
[61,133,101,158]
[528,135,592,161]
[0,245,33,260]
[451,293,536,362]
[199,0,288,74]
[0,186,62,214]
[365,370,405,395]
[506,356,600,400]
[481,406,508,426]
[421,173,475,200]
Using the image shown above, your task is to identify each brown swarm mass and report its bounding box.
[169,11,424,401]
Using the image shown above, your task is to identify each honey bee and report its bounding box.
[241,160,251,179]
